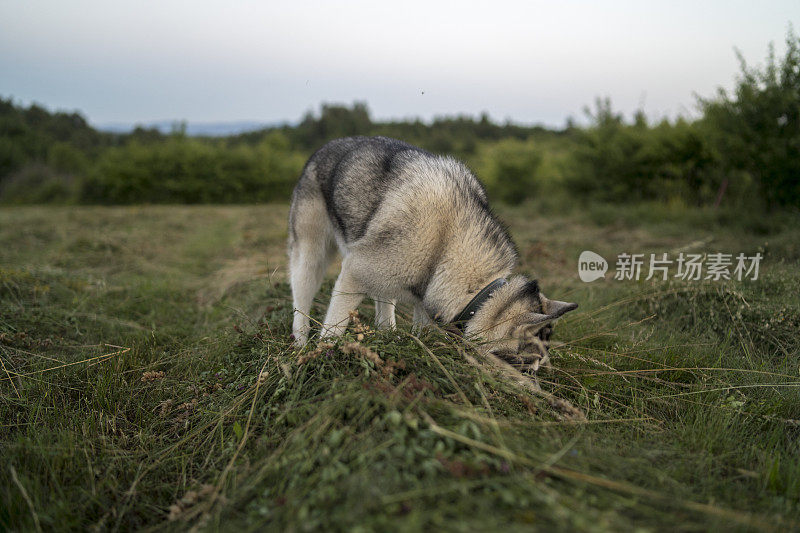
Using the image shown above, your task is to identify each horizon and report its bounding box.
[1,1,797,129]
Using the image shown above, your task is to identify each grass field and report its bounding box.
[1,202,799,531]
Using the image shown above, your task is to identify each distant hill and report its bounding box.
[96,120,284,137]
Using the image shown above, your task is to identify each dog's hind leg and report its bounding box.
[374,298,396,329]
[289,196,336,346]
[321,257,365,339]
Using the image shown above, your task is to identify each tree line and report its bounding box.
[1,30,797,209]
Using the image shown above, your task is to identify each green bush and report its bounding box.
[81,132,306,204]
[700,28,800,208]
[47,141,89,174]
[0,136,27,178]
[470,138,543,204]
[564,100,724,205]
[0,163,78,204]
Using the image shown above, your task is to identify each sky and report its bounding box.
[0,0,797,129]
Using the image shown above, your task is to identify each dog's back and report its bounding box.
[290,136,504,246]
[293,137,423,243]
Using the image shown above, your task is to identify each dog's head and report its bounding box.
[466,276,577,372]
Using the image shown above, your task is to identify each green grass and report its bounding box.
[1,203,799,531]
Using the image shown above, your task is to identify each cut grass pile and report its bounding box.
[1,204,799,531]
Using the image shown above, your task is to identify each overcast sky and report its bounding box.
[0,0,797,128]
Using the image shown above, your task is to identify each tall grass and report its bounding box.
[1,204,799,531]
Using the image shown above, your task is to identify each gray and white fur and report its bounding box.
[288,136,577,370]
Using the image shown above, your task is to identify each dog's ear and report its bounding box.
[519,312,554,328]
[520,297,578,327]
[542,298,578,318]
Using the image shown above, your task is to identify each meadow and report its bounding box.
[1,201,798,531]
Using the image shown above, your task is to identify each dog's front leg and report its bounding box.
[321,260,365,339]
[374,298,397,329]
[412,303,433,331]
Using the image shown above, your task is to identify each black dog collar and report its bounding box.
[450,278,508,332]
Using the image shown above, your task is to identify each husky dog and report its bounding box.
[288,136,577,371]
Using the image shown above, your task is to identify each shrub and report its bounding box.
[700,28,800,208]
[471,138,543,204]
[564,99,723,205]
[0,163,78,204]
[81,132,306,204]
